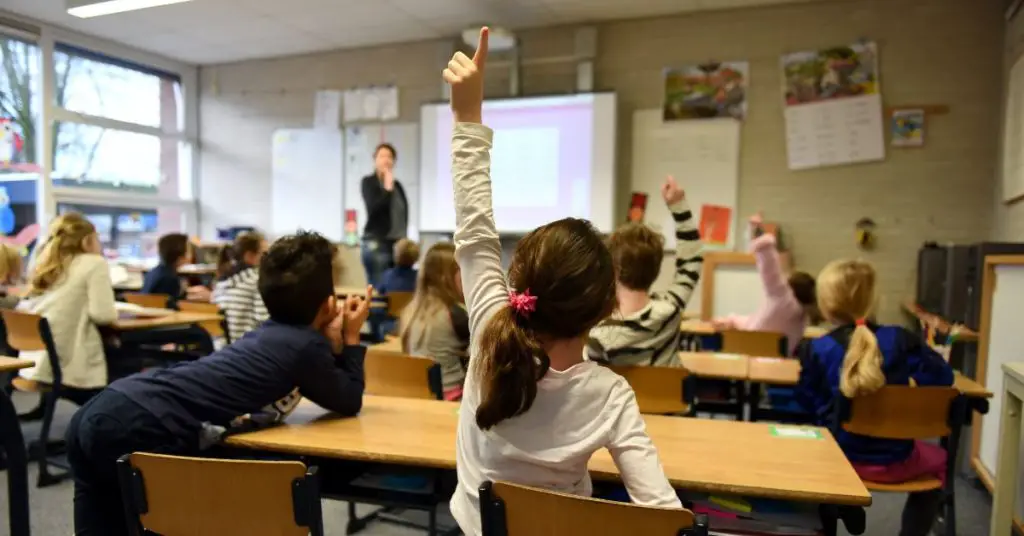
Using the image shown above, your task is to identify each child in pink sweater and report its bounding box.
[711,214,818,356]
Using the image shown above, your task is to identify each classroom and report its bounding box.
[0,0,1022,534]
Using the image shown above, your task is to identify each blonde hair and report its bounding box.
[394,239,420,268]
[400,242,461,351]
[816,259,885,398]
[0,243,22,284]
[29,213,97,296]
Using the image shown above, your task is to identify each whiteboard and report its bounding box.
[979,263,1024,515]
[711,264,763,319]
[1003,56,1024,203]
[343,123,420,241]
[631,110,740,249]
[271,129,344,241]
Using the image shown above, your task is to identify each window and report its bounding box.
[0,34,41,235]
[57,202,185,263]
[52,45,188,198]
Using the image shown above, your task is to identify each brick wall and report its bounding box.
[199,0,1003,321]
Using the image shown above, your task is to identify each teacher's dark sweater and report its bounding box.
[361,173,408,240]
[109,320,365,448]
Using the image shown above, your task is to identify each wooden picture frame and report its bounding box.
[971,254,1024,535]
[700,251,756,321]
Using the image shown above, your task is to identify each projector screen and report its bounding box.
[419,93,616,234]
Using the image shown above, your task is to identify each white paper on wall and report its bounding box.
[313,90,342,129]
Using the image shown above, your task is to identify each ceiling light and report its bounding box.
[67,0,193,18]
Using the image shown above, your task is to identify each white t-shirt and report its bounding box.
[448,122,682,535]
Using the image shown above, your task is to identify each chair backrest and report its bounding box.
[365,350,442,400]
[123,293,170,309]
[118,453,323,536]
[609,365,690,415]
[839,386,962,440]
[0,309,60,386]
[386,291,415,318]
[480,481,706,536]
[177,300,225,339]
[720,329,787,357]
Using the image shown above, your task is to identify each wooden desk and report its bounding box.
[113,311,224,331]
[370,337,402,353]
[990,363,1024,536]
[747,357,801,386]
[178,264,218,276]
[678,351,748,380]
[335,286,377,297]
[902,301,980,343]
[0,357,33,373]
[680,320,827,340]
[227,395,871,507]
[954,373,993,399]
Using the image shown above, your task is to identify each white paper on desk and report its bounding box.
[114,302,173,317]
[313,90,342,129]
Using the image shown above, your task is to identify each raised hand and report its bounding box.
[342,286,374,346]
[661,175,685,205]
[382,168,395,192]
[442,26,489,124]
[748,211,764,238]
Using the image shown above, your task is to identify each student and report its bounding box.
[65,231,371,536]
[400,242,469,400]
[212,231,270,341]
[18,213,117,402]
[0,243,23,309]
[443,29,680,536]
[587,175,702,367]
[795,259,953,536]
[711,213,819,356]
[141,233,210,307]
[378,238,419,295]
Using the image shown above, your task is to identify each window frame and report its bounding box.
[0,10,199,236]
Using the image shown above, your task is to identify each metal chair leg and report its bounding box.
[36,391,66,487]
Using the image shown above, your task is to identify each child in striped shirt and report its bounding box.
[587,177,703,367]
[212,231,269,341]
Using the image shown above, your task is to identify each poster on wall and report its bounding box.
[890,108,925,147]
[780,41,885,170]
[699,204,733,246]
[663,62,748,121]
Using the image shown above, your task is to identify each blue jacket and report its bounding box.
[795,323,953,464]
[378,266,417,295]
[141,263,183,306]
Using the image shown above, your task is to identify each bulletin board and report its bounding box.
[630,110,741,250]
[343,123,420,241]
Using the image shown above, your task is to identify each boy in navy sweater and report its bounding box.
[66,231,371,536]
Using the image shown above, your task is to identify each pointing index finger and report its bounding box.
[473,27,489,69]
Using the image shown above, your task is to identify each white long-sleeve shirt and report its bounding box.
[18,254,117,389]
[448,122,681,536]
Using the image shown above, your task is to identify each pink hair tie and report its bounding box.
[508,289,537,318]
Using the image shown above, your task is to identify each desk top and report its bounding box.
[0,356,33,373]
[901,302,980,343]
[226,395,871,507]
[335,286,378,297]
[178,264,218,276]
[953,373,993,399]
[747,357,801,386]
[680,320,827,339]
[113,311,223,331]
[370,337,402,353]
[678,352,748,380]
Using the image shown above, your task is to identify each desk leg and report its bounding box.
[748,383,761,422]
[990,383,1022,536]
[0,390,30,536]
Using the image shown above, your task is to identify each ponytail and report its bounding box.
[475,306,550,430]
[839,324,886,397]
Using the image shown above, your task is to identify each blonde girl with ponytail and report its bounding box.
[796,259,953,536]
[18,213,117,398]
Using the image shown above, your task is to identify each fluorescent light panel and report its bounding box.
[67,0,192,18]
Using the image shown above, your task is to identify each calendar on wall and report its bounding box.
[780,41,885,170]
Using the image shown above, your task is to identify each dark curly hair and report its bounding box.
[258,231,337,325]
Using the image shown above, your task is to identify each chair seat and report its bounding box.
[863,477,943,493]
[11,377,48,393]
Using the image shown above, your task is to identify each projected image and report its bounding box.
[419,94,615,233]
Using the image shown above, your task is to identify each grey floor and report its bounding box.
[0,393,997,536]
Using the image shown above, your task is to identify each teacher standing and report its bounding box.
[361,142,409,287]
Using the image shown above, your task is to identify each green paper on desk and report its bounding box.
[770,426,822,439]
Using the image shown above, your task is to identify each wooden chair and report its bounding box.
[123,292,170,309]
[609,365,692,415]
[837,386,966,536]
[177,300,230,344]
[117,453,323,536]
[0,310,70,487]
[719,329,787,357]
[479,480,708,536]
[386,291,415,318]
[364,349,442,400]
